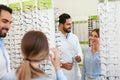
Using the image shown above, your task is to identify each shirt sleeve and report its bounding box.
[81,52,86,80]
[75,35,83,60]
[81,48,88,80]
[1,69,16,80]
[56,69,67,80]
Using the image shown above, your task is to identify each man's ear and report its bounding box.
[59,23,63,27]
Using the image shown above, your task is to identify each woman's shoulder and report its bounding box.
[84,47,91,52]
[84,47,91,55]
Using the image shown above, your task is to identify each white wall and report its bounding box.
[54,0,99,21]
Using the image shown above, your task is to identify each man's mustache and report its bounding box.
[2,27,9,31]
[68,27,71,29]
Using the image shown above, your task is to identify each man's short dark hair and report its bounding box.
[0,4,12,15]
[59,13,71,24]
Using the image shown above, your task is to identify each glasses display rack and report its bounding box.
[98,0,120,80]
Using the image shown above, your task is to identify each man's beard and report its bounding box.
[63,27,71,33]
[0,28,8,38]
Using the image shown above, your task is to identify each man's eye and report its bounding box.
[2,20,8,23]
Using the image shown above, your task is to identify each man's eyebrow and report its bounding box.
[2,19,12,23]
[2,19,9,21]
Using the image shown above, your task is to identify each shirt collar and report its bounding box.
[59,31,71,39]
[0,38,3,42]
[66,33,70,39]
[0,38,4,45]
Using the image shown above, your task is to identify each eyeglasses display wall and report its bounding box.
[4,0,56,79]
[98,1,120,80]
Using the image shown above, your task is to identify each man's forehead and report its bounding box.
[0,10,12,21]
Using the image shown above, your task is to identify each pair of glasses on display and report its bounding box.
[21,14,36,26]
[101,63,118,77]
[12,15,21,22]
[22,12,32,19]
[100,49,118,61]
[24,4,35,12]
[38,1,48,10]
[106,76,120,80]
[101,56,120,77]
[55,33,61,48]
[22,14,34,24]
[37,15,49,24]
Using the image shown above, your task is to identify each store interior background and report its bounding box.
[54,0,98,50]
[0,0,99,69]
[1,0,120,79]
[0,0,99,71]
[0,0,99,50]
[0,0,99,75]
[54,0,98,20]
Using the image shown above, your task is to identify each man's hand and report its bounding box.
[61,62,73,70]
[75,55,81,62]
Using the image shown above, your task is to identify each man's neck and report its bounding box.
[60,30,68,38]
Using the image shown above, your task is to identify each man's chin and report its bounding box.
[67,31,71,33]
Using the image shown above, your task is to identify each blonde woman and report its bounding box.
[16,30,67,80]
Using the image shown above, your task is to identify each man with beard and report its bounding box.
[57,13,83,80]
[0,5,14,79]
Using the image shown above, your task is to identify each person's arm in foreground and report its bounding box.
[50,48,67,80]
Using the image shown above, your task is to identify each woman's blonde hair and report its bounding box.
[17,30,49,80]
